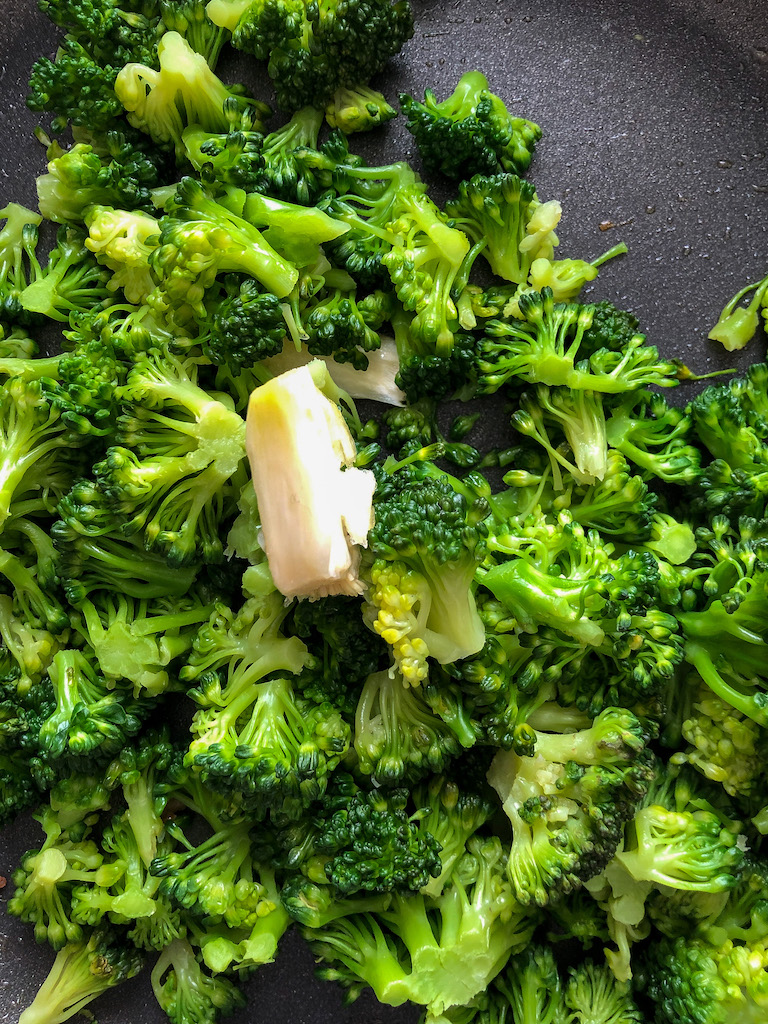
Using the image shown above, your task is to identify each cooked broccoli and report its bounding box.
[565,960,644,1024]
[487,707,655,907]
[401,70,541,180]
[115,32,257,156]
[326,84,397,133]
[479,289,681,395]
[362,460,489,680]
[150,937,246,1024]
[18,926,144,1024]
[708,269,768,352]
[207,0,414,112]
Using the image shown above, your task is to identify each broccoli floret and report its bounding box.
[53,481,197,604]
[606,390,701,485]
[20,227,112,324]
[115,31,258,156]
[290,594,388,712]
[302,287,384,370]
[325,84,397,133]
[708,269,768,352]
[38,648,145,763]
[490,943,568,1024]
[382,189,473,356]
[362,463,488,679]
[252,106,325,204]
[0,204,44,330]
[565,960,645,1024]
[28,0,163,132]
[181,111,267,191]
[488,707,655,907]
[640,930,768,1024]
[305,835,537,1015]
[676,530,768,728]
[179,587,352,817]
[445,172,549,284]
[150,938,246,1024]
[18,926,144,1024]
[151,816,272,927]
[72,590,212,696]
[615,766,745,895]
[401,70,541,180]
[37,132,171,224]
[94,347,247,566]
[689,365,768,522]
[353,667,465,785]
[479,289,681,395]
[314,786,443,895]
[512,384,610,485]
[8,800,119,949]
[670,673,768,814]
[160,0,233,67]
[84,205,161,304]
[208,0,415,112]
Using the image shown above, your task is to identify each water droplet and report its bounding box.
[645,205,656,214]
[717,159,733,169]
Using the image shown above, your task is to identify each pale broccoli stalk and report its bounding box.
[245,361,376,600]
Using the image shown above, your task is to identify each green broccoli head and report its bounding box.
[488,707,655,907]
[18,925,144,1024]
[401,70,541,180]
[209,0,415,112]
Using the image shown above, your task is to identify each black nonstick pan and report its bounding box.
[0,1,767,1022]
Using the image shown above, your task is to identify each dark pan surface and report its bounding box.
[1,1,767,1022]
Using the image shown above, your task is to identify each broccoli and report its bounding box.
[312,785,443,895]
[27,0,163,132]
[20,226,112,324]
[180,586,352,817]
[253,106,325,204]
[353,667,466,785]
[18,926,144,1024]
[0,204,44,329]
[689,365,768,522]
[84,205,162,304]
[94,346,247,566]
[676,526,768,728]
[72,590,213,696]
[53,481,198,604]
[444,173,553,284]
[490,943,569,1024]
[362,460,489,679]
[182,112,268,194]
[38,648,145,763]
[487,707,655,907]
[150,937,246,1024]
[302,287,384,370]
[606,390,701,485]
[670,673,768,817]
[305,835,537,1015]
[115,32,258,156]
[401,70,541,180]
[615,766,745,894]
[207,0,415,112]
[479,289,681,395]
[159,0,232,67]
[326,84,398,134]
[289,594,388,713]
[37,131,172,224]
[708,269,768,352]
[564,960,645,1024]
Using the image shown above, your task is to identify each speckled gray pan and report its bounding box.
[0,1,767,1022]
